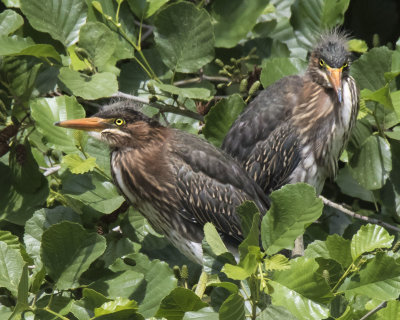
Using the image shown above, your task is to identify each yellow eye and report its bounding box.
[319,59,325,67]
[115,118,125,126]
[342,62,348,69]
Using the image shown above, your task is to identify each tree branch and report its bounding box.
[320,196,400,233]
[173,75,230,86]
[112,92,204,121]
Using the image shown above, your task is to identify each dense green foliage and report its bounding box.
[0,0,400,319]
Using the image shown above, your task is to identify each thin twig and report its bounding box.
[320,196,400,233]
[112,92,204,121]
[39,165,61,177]
[360,301,387,320]
[174,75,230,86]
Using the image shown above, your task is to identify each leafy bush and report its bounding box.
[0,0,400,319]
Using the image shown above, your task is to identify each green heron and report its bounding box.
[222,31,359,196]
[55,102,269,263]
[222,31,359,255]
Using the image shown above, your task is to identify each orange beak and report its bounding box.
[326,67,343,103]
[54,117,109,131]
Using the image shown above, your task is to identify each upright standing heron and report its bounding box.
[56,102,269,263]
[222,31,359,254]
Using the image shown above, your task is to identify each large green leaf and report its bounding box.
[351,47,393,91]
[0,35,34,55]
[261,183,323,255]
[349,135,392,190]
[269,280,330,320]
[20,0,87,47]
[211,0,268,48]
[203,94,245,147]
[41,221,106,290]
[0,9,23,35]
[61,172,125,214]
[219,293,245,320]
[78,22,116,67]
[376,300,400,320]
[30,96,86,153]
[203,223,229,256]
[350,224,394,261]
[62,154,97,174]
[341,253,400,300]
[273,257,332,304]
[155,287,208,320]
[305,234,352,268]
[260,57,307,88]
[154,2,214,73]
[258,305,297,320]
[109,253,177,318]
[0,162,48,225]
[58,68,118,100]
[0,241,25,297]
[183,307,218,320]
[24,207,81,268]
[290,0,350,50]
[127,0,168,19]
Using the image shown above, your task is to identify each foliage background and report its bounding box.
[1,0,400,319]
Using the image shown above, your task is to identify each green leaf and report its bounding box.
[41,221,106,290]
[336,166,375,203]
[260,57,307,88]
[290,0,350,50]
[62,154,97,174]
[152,81,212,100]
[0,9,23,35]
[211,0,268,48]
[236,201,260,239]
[376,300,400,320]
[154,2,214,73]
[155,287,208,320]
[203,223,228,256]
[0,56,42,101]
[349,135,392,190]
[183,307,218,320]
[222,246,261,280]
[305,234,352,267]
[261,183,324,255]
[58,68,118,100]
[238,212,260,258]
[0,35,34,56]
[0,241,25,297]
[203,94,245,147]
[24,207,81,268]
[94,297,138,316]
[219,293,245,320]
[111,253,177,318]
[341,253,400,300]
[127,0,169,19]
[0,162,48,226]
[273,257,332,304]
[361,86,393,110]
[15,44,61,62]
[20,0,87,47]
[264,254,291,271]
[348,39,368,53]
[78,22,116,67]
[351,47,393,91]
[258,305,297,320]
[269,280,330,320]
[30,96,86,153]
[391,90,400,121]
[350,224,394,261]
[62,172,125,214]
[12,264,29,316]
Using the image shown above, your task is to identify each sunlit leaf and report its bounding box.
[350,224,394,261]
[62,154,97,174]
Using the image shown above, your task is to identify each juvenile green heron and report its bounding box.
[55,102,269,263]
[223,31,359,195]
[222,31,359,255]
